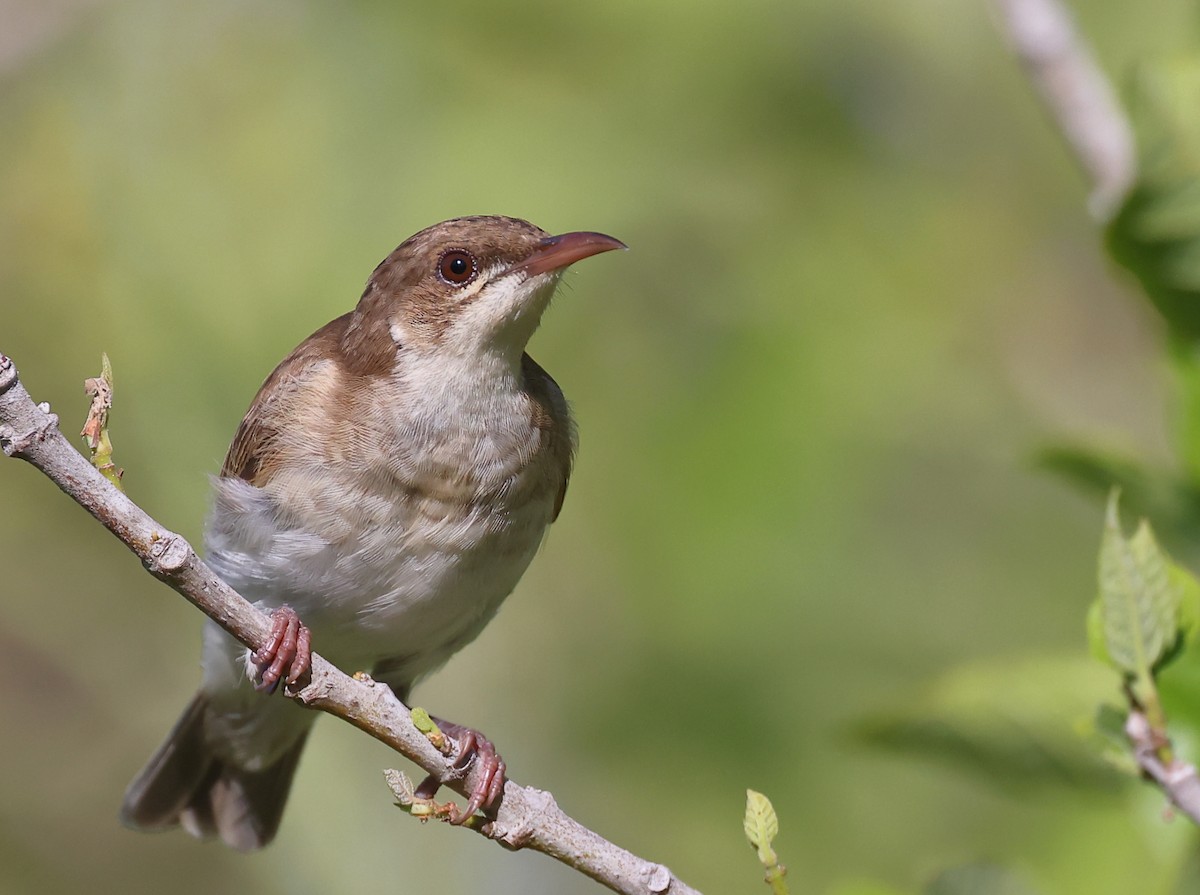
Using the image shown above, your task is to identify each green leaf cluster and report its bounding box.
[853,655,1122,792]
[856,63,1200,884]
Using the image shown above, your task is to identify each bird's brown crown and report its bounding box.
[340,215,554,369]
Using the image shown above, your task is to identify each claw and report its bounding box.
[252,605,312,693]
[414,720,506,824]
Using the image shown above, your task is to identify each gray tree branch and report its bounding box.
[990,0,1136,218]
[1125,709,1200,826]
[0,350,700,895]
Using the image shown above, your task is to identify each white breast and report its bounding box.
[203,346,563,690]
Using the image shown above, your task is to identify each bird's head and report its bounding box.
[351,216,624,367]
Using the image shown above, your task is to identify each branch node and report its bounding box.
[146,532,190,574]
[294,672,338,704]
[485,814,534,849]
[645,863,672,893]
[0,408,60,457]
[0,353,16,393]
[486,787,558,848]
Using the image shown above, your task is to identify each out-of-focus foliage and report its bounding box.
[1109,57,1200,344]
[924,864,1042,895]
[854,656,1121,791]
[1044,56,1200,585]
[1052,40,1200,877]
[1074,56,1200,565]
[1036,445,1200,557]
[3,2,1199,895]
[828,863,1044,895]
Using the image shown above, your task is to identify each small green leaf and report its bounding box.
[409,706,451,754]
[410,707,436,733]
[1097,492,1181,676]
[743,789,788,894]
[383,768,415,805]
[743,789,779,866]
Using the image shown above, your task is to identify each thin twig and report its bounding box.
[989,0,1136,218]
[0,351,700,895]
[1126,709,1200,825]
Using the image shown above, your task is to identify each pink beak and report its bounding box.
[515,231,627,278]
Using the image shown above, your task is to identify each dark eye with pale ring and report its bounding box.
[438,250,477,285]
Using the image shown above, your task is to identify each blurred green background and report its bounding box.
[2,1,1197,893]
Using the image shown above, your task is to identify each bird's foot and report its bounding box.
[252,605,312,693]
[415,720,506,824]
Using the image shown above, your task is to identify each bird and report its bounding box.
[119,215,625,850]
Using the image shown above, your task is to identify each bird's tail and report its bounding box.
[119,692,309,851]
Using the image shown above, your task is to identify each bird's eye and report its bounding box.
[438,250,477,285]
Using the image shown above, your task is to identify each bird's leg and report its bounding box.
[415,719,507,824]
[252,605,312,693]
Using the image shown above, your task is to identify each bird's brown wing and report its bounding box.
[521,353,576,522]
[221,313,353,485]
